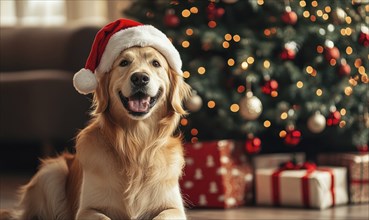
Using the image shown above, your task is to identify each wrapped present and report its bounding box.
[252,153,305,169]
[317,153,369,203]
[180,140,253,208]
[249,153,305,204]
[256,162,349,209]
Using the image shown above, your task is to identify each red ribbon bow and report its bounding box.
[280,161,317,171]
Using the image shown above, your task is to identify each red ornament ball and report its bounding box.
[358,26,369,47]
[338,62,351,76]
[284,129,301,146]
[164,11,180,28]
[357,144,368,153]
[280,47,296,60]
[245,137,261,154]
[281,10,298,25]
[207,3,225,21]
[324,46,340,62]
[262,79,279,95]
[326,111,341,126]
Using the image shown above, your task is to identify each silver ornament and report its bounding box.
[239,92,263,120]
[307,112,326,133]
[185,92,202,112]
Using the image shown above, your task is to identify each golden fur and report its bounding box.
[1,47,191,220]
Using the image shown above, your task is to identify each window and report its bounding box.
[0,0,16,26]
[21,0,66,26]
[0,0,125,27]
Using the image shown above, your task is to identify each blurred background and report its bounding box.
[0,0,368,171]
[1,0,369,214]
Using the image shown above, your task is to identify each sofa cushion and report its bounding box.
[0,70,91,141]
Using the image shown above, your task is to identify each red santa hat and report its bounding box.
[73,18,182,94]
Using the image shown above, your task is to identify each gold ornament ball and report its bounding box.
[239,92,263,120]
[307,112,326,133]
[185,93,203,112]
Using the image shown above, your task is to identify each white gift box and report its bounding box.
[252,153,305,169]
[256,166,349,209]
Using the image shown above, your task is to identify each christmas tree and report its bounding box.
[125,0,369,154]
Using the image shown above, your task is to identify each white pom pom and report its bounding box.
[73,68,98,95]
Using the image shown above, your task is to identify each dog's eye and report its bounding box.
[120,60,129,67]
[152,60,161,68]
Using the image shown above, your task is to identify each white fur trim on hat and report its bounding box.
[96,25,182,76]
[73,68,98,95]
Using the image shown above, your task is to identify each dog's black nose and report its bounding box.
[131,72,150,87]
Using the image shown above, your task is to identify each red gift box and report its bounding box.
[180,140,252,208]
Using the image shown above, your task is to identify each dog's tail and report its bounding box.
[0,209,22,220]
[18,155,72,220]
[2,154,74,220]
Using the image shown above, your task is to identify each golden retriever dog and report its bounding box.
[1,46,191,220]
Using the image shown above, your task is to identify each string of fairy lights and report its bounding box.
[160,0,369,149]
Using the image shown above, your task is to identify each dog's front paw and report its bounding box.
[153,209,186,220]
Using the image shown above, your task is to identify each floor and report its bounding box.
[1,173,368,220]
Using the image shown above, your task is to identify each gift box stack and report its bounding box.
[180,143,353,210]
[255,161,349,209]
[253,153,349,209]
[251,153,303,204]
[317,153,369,203]
[180,140,253,208]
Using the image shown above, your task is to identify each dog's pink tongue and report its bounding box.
[128,96,150,112]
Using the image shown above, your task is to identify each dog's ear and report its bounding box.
[92,72,110,114]
[168,68,192,115]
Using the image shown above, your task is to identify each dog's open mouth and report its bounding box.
[119,90,161,116]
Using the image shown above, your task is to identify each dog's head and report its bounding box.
[93,46,191,122]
